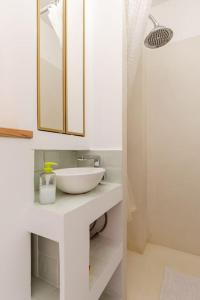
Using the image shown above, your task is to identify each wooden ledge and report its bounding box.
[0,127,33,139]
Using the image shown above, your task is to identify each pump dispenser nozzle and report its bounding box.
[43,162,58,173]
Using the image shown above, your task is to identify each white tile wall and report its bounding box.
[34,150,77,191]
[32,235,60,288]
[76,150,122,183]
[38,254,59,287]
[38,236,59,259]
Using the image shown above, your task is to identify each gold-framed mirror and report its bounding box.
[37,0,65,133]
[37,0,85,136]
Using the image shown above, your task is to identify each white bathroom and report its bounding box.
[1,0,200,300]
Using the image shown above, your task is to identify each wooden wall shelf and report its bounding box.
[0,127,33,139]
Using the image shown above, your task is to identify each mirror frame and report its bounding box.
[37,0,66,133]
[65,0,85,137]
[37,0,85,136]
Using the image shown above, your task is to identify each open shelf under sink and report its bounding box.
[31,277,59,300]
[99,292,122,300]
[89,235,123,300]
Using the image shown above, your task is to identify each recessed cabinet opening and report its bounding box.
[89,203,123,299]
[31,234,60,300]
[29,171,123,300]
[99,264,123,300]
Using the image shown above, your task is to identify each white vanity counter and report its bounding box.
[28,182,122,241]
[29,182,123,300]
[34,182,122,216]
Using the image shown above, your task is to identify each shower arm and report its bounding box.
[149,14,160,27]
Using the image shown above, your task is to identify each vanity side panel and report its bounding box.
[0,139,34,300]
[0,0,36,298]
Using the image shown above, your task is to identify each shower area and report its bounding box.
[127,0,200,299]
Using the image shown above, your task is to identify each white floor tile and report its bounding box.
[127,244,200,300]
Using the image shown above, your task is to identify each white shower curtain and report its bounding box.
[127,0,152,219]
[127,0,152,83]
[126,0,152,251]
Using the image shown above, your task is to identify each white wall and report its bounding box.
[145,0,200,255]
[0,139,33,300]
[0,2,35,299]
[86,0,123,150]
[0,1,35,131]
[0,1,124,299]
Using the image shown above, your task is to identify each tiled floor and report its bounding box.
[127,243,200,300]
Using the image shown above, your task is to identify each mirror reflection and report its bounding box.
[66,0,85,136]
[37,0,85,136]
[38,0,64,132]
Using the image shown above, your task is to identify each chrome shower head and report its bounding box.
[144,15,173,49]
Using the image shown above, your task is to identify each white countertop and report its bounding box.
[28,182,123,241]
[34,182,122,216]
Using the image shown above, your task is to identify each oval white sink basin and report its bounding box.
[54,167,105,194]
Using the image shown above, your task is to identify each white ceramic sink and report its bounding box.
[54,167,105,194]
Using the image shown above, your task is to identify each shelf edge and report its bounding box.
[0,127,33,139]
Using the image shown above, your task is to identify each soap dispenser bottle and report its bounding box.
[39,162,57,205]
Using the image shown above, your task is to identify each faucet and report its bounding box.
[77,155,101,167]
